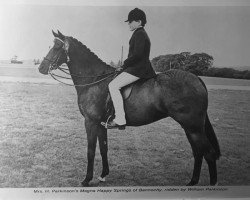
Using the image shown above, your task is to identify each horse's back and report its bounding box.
[125,69,208,126]
[156,70,207,100]
[157,70,204,89]
[129,69,207,101]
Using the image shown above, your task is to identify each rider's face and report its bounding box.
[128,20,142,31]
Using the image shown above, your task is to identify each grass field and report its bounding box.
[0,65,249,187]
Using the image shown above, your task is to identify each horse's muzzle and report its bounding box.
[38,62,49,75]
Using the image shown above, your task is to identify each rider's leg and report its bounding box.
[108,72,139,125]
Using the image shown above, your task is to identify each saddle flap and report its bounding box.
[104,79,146,123]
[121,83,134,100]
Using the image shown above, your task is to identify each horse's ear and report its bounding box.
[57,30,65,40]
[52,30,58,37]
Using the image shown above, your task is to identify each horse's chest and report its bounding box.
[78,101,103,120]
[78,90,105,121]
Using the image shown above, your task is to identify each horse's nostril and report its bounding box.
[38,64,49,75]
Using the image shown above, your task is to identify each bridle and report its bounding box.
[44,37,117,87]
[44,48,65,70]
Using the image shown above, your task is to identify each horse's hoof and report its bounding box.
[186,180,198,186]
[81,181,90,187]
[98,176,106,182]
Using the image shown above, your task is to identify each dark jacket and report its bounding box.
[122,27,156,79]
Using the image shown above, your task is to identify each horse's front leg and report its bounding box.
[97,127,109,182]
[81,118,98,187]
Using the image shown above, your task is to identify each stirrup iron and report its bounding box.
[101,115,112,128]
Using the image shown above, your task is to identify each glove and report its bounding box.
[115,67,123,72]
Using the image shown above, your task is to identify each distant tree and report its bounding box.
[180,52,191,58]
[204,67,250,80]
[151,52,213,75]
[184,53,214,75]
[243,71,250,80]
[171,53,187,70]
[151,55,171,71]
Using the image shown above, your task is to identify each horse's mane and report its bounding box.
[68,36,112,68]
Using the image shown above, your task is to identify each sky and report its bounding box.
[0,0,250,67]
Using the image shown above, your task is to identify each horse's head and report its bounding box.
[39,30,68,75]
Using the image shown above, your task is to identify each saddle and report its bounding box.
[103,83,134,124]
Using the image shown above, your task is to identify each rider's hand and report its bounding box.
[115,67,123,72]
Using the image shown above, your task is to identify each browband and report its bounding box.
[55,37,64,43]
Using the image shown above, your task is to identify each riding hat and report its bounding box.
[125,8,147,25]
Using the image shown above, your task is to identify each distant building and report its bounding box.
[11,55,23,64]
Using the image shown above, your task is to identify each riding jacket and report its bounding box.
[122,27,156,79]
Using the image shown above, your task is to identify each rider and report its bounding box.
[105,8,156,129]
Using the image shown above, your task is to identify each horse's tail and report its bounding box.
[197,76,221,159]
[205,113,221,160]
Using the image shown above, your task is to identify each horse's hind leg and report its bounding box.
[203,140,218,186]
[184,126,218,186]
[187,154,203,186]
[205,157,217,185]
[184,128,205,186]
[203,114,220,186]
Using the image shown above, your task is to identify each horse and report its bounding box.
[38,30,221,187]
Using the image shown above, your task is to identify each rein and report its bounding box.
[48,66,117,87]
[57,66,115,78]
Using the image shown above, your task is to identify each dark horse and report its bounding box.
[39,30,221,186]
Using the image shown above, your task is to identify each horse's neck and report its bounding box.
[67,52,114,95]
[69,42,113,73]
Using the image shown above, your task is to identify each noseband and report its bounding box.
[44,49,66,70]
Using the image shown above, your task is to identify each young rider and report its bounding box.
[105,8,156,129]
